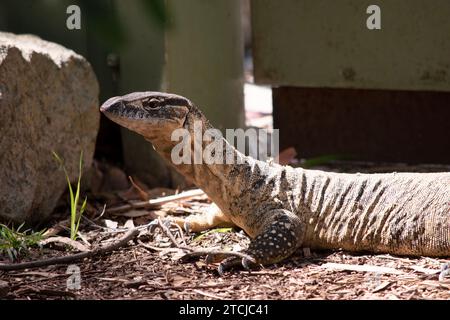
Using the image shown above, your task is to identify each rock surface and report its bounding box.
[0,32,99,225]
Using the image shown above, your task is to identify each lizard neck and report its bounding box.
[143,119,254,211]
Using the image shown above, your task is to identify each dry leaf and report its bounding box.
[104,219,118,229]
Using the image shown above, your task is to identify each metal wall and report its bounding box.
[252,0,450,92]
[252,0,450,163]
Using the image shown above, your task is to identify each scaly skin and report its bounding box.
[101,92,450,271]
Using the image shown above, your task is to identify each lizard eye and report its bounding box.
[144,98,161,110]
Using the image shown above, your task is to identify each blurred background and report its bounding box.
[1,0,449,192]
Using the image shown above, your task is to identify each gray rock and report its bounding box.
[0,32,99,225]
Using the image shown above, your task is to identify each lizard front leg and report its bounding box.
[171,204,235,233]
[217,209,306,273]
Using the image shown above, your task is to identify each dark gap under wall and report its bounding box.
[273,86,450,164]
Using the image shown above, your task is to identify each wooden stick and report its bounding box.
[148,283,233,291]
[148,189,205,206]
[321,262,404,275]
[128,176,150,201]
[155,218,190,250]
[192,289,224,299]
[180,249,256,263]
[107,189,205,214]
[0,228,139,271]
[154,218,256,263]
[14,287,77,298]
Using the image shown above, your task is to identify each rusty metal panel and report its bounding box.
[273,87,450,164]
[252,0,450,92]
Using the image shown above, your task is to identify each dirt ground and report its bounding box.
[1,162,449,300]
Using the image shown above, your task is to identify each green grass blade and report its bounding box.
[71,152,84,240]
[69,178,76,239]
[74,196,87,237]
[53,150,87,241]
[0,223,45,261]
[52,151,63,165]
[79,196,88,215]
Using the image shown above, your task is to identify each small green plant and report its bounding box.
[0,223,45,261]
[52,151,87,241]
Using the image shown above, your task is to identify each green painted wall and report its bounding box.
[164,0,245,131]
[252,0,450,92]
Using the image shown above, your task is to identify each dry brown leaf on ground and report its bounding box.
[275,147,298,165]
[39,237,90,252]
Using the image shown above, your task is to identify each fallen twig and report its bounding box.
[14,287,77,298]
[371,281,393,293]
[148,189,205,206]
[153,218,256,264]
[7,270,105,291]
[128,176,150,201]
[179,249,255,263]
[408,265,441,275]
[376,255,412,262]
[192,289,224,299]
[106,189,205,214]
[147,283,233,291]
[112,210,159,218]
[172,221,187,246]
[0,228,139,271]
[321,262,404,275]
[93,204,107,221]
[138,240,183,252]
[105,202,158,215]
[155,218,190,250]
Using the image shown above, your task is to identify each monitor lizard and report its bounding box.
[100,92,450,272]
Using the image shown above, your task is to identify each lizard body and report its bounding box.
[101,92,450,270]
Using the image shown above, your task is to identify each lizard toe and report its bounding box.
[218,256,242,275]
[439,263,450,282]
[217,255,259,274]
[147,220,159,233]
[242,257,256,270]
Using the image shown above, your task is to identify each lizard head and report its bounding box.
[100,91,193,138]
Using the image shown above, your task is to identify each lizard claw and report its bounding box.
[147,220,159,233]
[218,257,238,275]
[217,255,258,274]
[439,263,450,282]
[161,218,172,228]
[147,218,174,234]
[241,257,254,270]
[217,263,226,276]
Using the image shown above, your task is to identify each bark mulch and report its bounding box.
[1,161,449,300]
